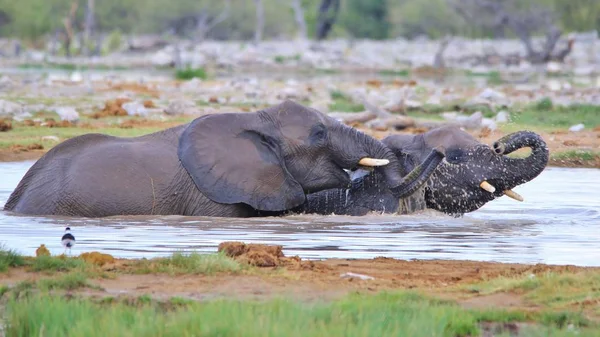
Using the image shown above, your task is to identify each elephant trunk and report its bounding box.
[389,149,445,198]
[492,131,549,186]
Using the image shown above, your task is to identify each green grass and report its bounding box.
[4,291,596,337]
[552,150,600,162]
[36,272,91,291]
[0,244,26,272]
[378,69,410,76]
[465,271,600,313]
[129,252,244,275]
[174,67,208,80]
[328,90,364,112]
[511,101,600,128]
[29,255,88,273]
[465,70,503,85]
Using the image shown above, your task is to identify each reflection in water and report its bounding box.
[1,161,599,266]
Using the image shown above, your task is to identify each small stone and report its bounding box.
[12,112,33,122]
[41,135,60,142]
[495,110,510,123]
[70,71,83,82]
[546,79,562,92]
[0,99,23,117]
[340,272,375,280]
[164,100,200,115]
[569,124,585,132]
[54,107,79,122]
[122,101,148,116]
[546,61,562,73]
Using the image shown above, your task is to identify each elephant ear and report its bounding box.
[178,113,306,211]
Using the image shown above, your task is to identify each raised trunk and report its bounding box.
[492,131,549,185]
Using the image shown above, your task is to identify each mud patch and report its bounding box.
[0,119,12,132]
[91,98,131,119]
[79,252,116,266]
[218,242,285,267]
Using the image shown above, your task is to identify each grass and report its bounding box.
[552,150,600,162]
[378,69,410,76]
[0,244,26,272]
[129,252,244,275]
[174,67,208,80]
[465,70,503,85]
[328,90,364,112]
[511,100,600,129]
[3,291,596,337]
[29,255,88,273]
[465,271,600,314]
[36,272,91,291]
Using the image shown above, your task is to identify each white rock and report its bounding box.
[546,61,562,73]
[164,100,200,115]
[122,102,148,116]
[12,112,33,122]
[569,123,585,132]
[70,71,83,82]
[151,49,174,67]
[54,107,79,122]
[481,118,497,131]
[479,87,506,101]
[0,99,23,117]
[495,110,510,123]
[546,79,562,92]
[340,272,374,280]
[41,135,60,142]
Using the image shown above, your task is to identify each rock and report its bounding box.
[479,88,506,101]
[150,49,174,67]
[340,272,375,280]
[164,99,200,115]
[54,107,79,122]
[546,62,562,73]
[277,87,308,100]
[0,99,23,118]
[569,124,585,132]
[122,101,148,116]
[70,71,83,82]
[12,112,33,122]
[41,135,60,142]
[442,111,483,130]
[329,111,376,124]
[546,79,562,92]
[495,110,510,123]
[481,118,497,131]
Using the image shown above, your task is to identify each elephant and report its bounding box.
[292,125,549,216]
[3,100,445,218]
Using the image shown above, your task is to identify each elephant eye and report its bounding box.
[445,148,465,164]
[309,124,328,143]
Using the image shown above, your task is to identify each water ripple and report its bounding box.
[1,161,599,266]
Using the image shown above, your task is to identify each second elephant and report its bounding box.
[294,126,549,216]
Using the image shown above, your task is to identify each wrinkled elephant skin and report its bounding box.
[297,126,549,216]
[4,100,444,218]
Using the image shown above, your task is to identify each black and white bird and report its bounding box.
[61,227,76,255]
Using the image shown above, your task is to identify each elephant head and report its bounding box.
[383,125,549,215]
[178,100,445,212]
[299,125,548,216]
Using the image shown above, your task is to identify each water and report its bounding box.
[1,161,599,266]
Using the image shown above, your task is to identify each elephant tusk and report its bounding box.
[479,180,496,193]
[358,157,389,167]
[504,190,524,202]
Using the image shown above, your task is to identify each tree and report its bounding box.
[315,0,340,40]
[342,0,389,39]
[448,0,573,63]
[289,0,307,40]
[82,0,95,56]
[254,0,264,43]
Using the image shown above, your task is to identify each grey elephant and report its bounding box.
[4,100,444,218]
[293,125,549,216]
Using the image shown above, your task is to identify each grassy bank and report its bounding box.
[2,291,596,336]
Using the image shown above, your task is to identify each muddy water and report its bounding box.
[1,161,599,266]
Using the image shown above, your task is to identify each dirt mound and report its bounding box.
[35,244,50,257]
[105,83,160,98]
[43,118,74,128]
[80,252,116,266]
[10,143,44,152]
[218,242,286,267]
[143,100,156,108]
[0,119,12,132]
[91,98,131,119]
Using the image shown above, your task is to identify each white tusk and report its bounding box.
[358,158,389,167]
[504,190,524,202]
[479,181,496,193]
